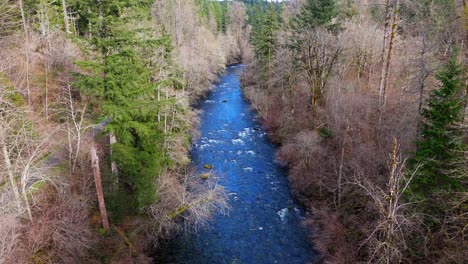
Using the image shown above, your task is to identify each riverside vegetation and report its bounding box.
[0,0,249,262]
[243,0,467,263]
[0,0,466,263]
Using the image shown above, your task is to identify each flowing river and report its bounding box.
[158,64,315,264]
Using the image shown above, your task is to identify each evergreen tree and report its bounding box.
[195,0,229,33]
[409,57,466,200]
[250,3,280,74]
[293,0,337,29]
[74,0,176,212]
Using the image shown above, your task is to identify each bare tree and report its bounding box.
[62,85,90,174]
[228,2,247,50]
[295,28,341,113]
[353,139,422,264]
[0,103,55,223]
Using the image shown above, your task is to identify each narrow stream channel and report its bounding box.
[159,64,315,264]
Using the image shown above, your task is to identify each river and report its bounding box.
[158,64,315,264]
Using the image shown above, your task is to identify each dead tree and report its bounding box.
[378,0,400,109]
[63,85,90,174]
[90,146,109,230]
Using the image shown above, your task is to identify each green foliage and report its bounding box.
[2,86,26,107]
[409,57,466,201]
[74,0,181,212]
[292,0,337,30]
[22,0,73,33]
[97,227,107,236]
[250,3,280,70]
[196,0,230,33]
[340,0,358,19]
[318,127,333,139]
[105,183,135,223]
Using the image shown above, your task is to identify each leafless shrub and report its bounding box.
[13,188,98,264]
[146,170,229,242]
[305,206,356,264]
[277,131,330,196]
[0,102,57,223]
[429,192,468,263]
[0,191,21,263]
[47,30,81,70]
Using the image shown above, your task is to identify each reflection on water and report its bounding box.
[158,64,315,264]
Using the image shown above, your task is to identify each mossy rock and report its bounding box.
[204,164,213,169]
[201,173,211,180]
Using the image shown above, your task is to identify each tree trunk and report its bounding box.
[462,0,468,125]
[337,145,345,207]
[416,35,430,136]
[18,0,31,108]
[378,0,400,129]
[61,0,71,34]
[109,133,118,189]
[378,0,399,109]
[90,146,110,230]
[378,0,391,106]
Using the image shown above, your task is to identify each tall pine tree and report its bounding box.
[250,3,280,77]
[409,57,465,201]
[74,0,176,212]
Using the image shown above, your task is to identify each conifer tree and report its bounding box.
[409,57,466,200]
[74,0,174,211]
[293,0,337,29]
[250,3,280,76]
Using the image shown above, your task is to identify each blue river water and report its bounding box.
[158,64,315,264]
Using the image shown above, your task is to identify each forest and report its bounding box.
[0,0,466,263]
[244,0,467,263]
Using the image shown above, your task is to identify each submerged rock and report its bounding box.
[201,173,211,180]
[204,164,213,169]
